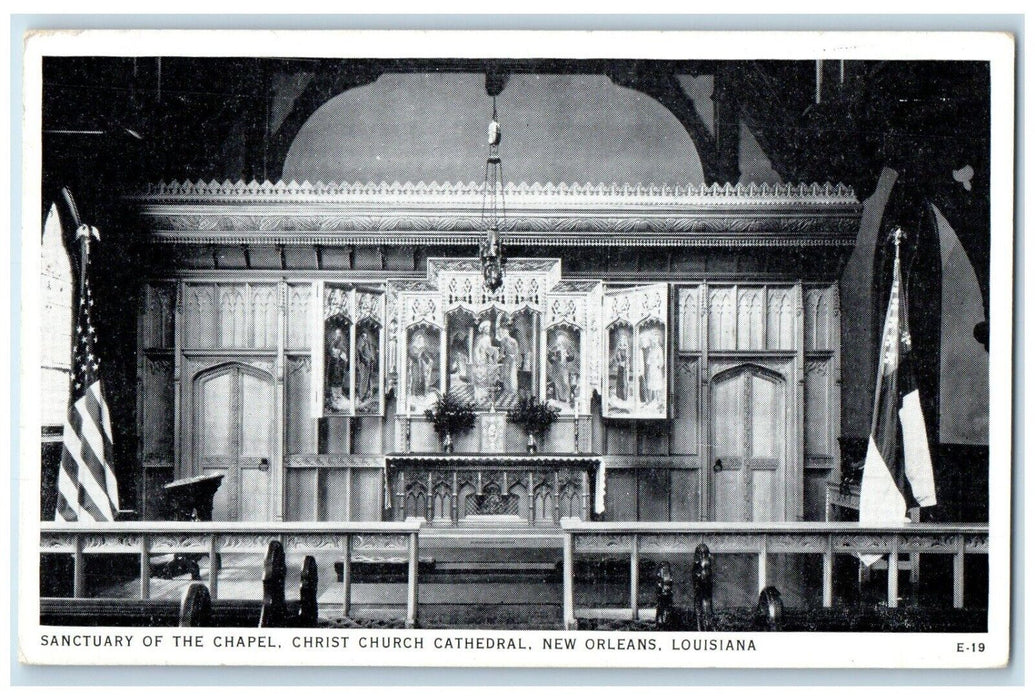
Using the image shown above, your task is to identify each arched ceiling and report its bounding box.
[283,73,706,186]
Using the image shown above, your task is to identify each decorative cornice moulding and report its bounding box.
[133,179,860,208]
[132,179,862,248]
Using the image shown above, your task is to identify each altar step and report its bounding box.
[338,560,561,584]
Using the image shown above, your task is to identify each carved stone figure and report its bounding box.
[325,325,350,411]
[472,320,499,402]
[610,333,631,402]
[356,328,378,402]
[497,324,520,395]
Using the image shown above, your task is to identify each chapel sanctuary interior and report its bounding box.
[38,57,991,530]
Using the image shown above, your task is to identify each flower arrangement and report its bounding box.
[507,395,560,453]
[425,393,476,451]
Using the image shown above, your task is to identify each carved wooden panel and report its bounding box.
[736,287,765,350]
[804,358,832,457]
[708,287,735,350]
[670,358,698,455]
[319,468,350,521]
[766,287,795,350]
[249,284,278,349]
[141,356,174,462]
[287,284,312,350]
[184,283,216,348]
[143,283,175,349]
[218,285,247,348]
[285,468,318,521]
[804,285,836,351]
[286,356,313,454]
[677,286,700,351]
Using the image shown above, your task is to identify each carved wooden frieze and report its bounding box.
[136,180,862,246]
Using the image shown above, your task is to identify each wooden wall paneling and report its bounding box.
[319,468,350,521]
[804,285,834,351]
[544,420,574,453]
[324,417,350,454]
[669,467,701,521]
[767,286,795,350]
[591,394,605,455]
[284,467,318,521]
[737,286,764,350]
[142,356,175,465]
[143,467,174,520]
[173,281,184,479]
[606,422,636,455]
[803,470,832,522]
[275,281,287,521]
[285,356,313,455]
[605,469,637,521]
[709,285,735,351]
[831,283,843,483]
[677,286,699,352]
[791,281,806,520]
[252,283,279,349]
[670,358,699,455]
[699,282,711,520]
[354,417,383,455]
[184,283,215,349]
[804,357,832,458]
[218,284,246,348]
[136,287,146,516]
[351,467,382,521]
[286,283,311,351]
[637,469,669,521]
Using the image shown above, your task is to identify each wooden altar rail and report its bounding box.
[559,520,990,630]
[39,519,424,628]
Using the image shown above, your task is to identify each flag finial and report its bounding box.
[891,226,905,259]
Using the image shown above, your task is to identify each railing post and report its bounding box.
[72,534,84,598]
[208,534,219,600]
[563,529,575,630]
[406,531,419,628]
[758,533,768,593]
[953,534,965,609]
[887,534,900,608]
[822,534,833,608]
[342,534,352,619]
[629,534,639,621]
[139,534,151,600]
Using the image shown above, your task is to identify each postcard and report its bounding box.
[17,28,1014,668]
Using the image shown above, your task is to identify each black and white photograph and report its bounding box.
[19,29,1014,669]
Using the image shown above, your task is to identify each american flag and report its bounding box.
[54,225,119,522]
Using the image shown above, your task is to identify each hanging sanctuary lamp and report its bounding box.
[480,96,506,293]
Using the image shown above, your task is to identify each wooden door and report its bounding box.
[194,364,275,521]
[710,365,785,521]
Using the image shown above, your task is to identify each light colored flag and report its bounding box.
[858,229,936,564]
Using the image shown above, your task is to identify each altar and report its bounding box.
[385,453,601,527]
